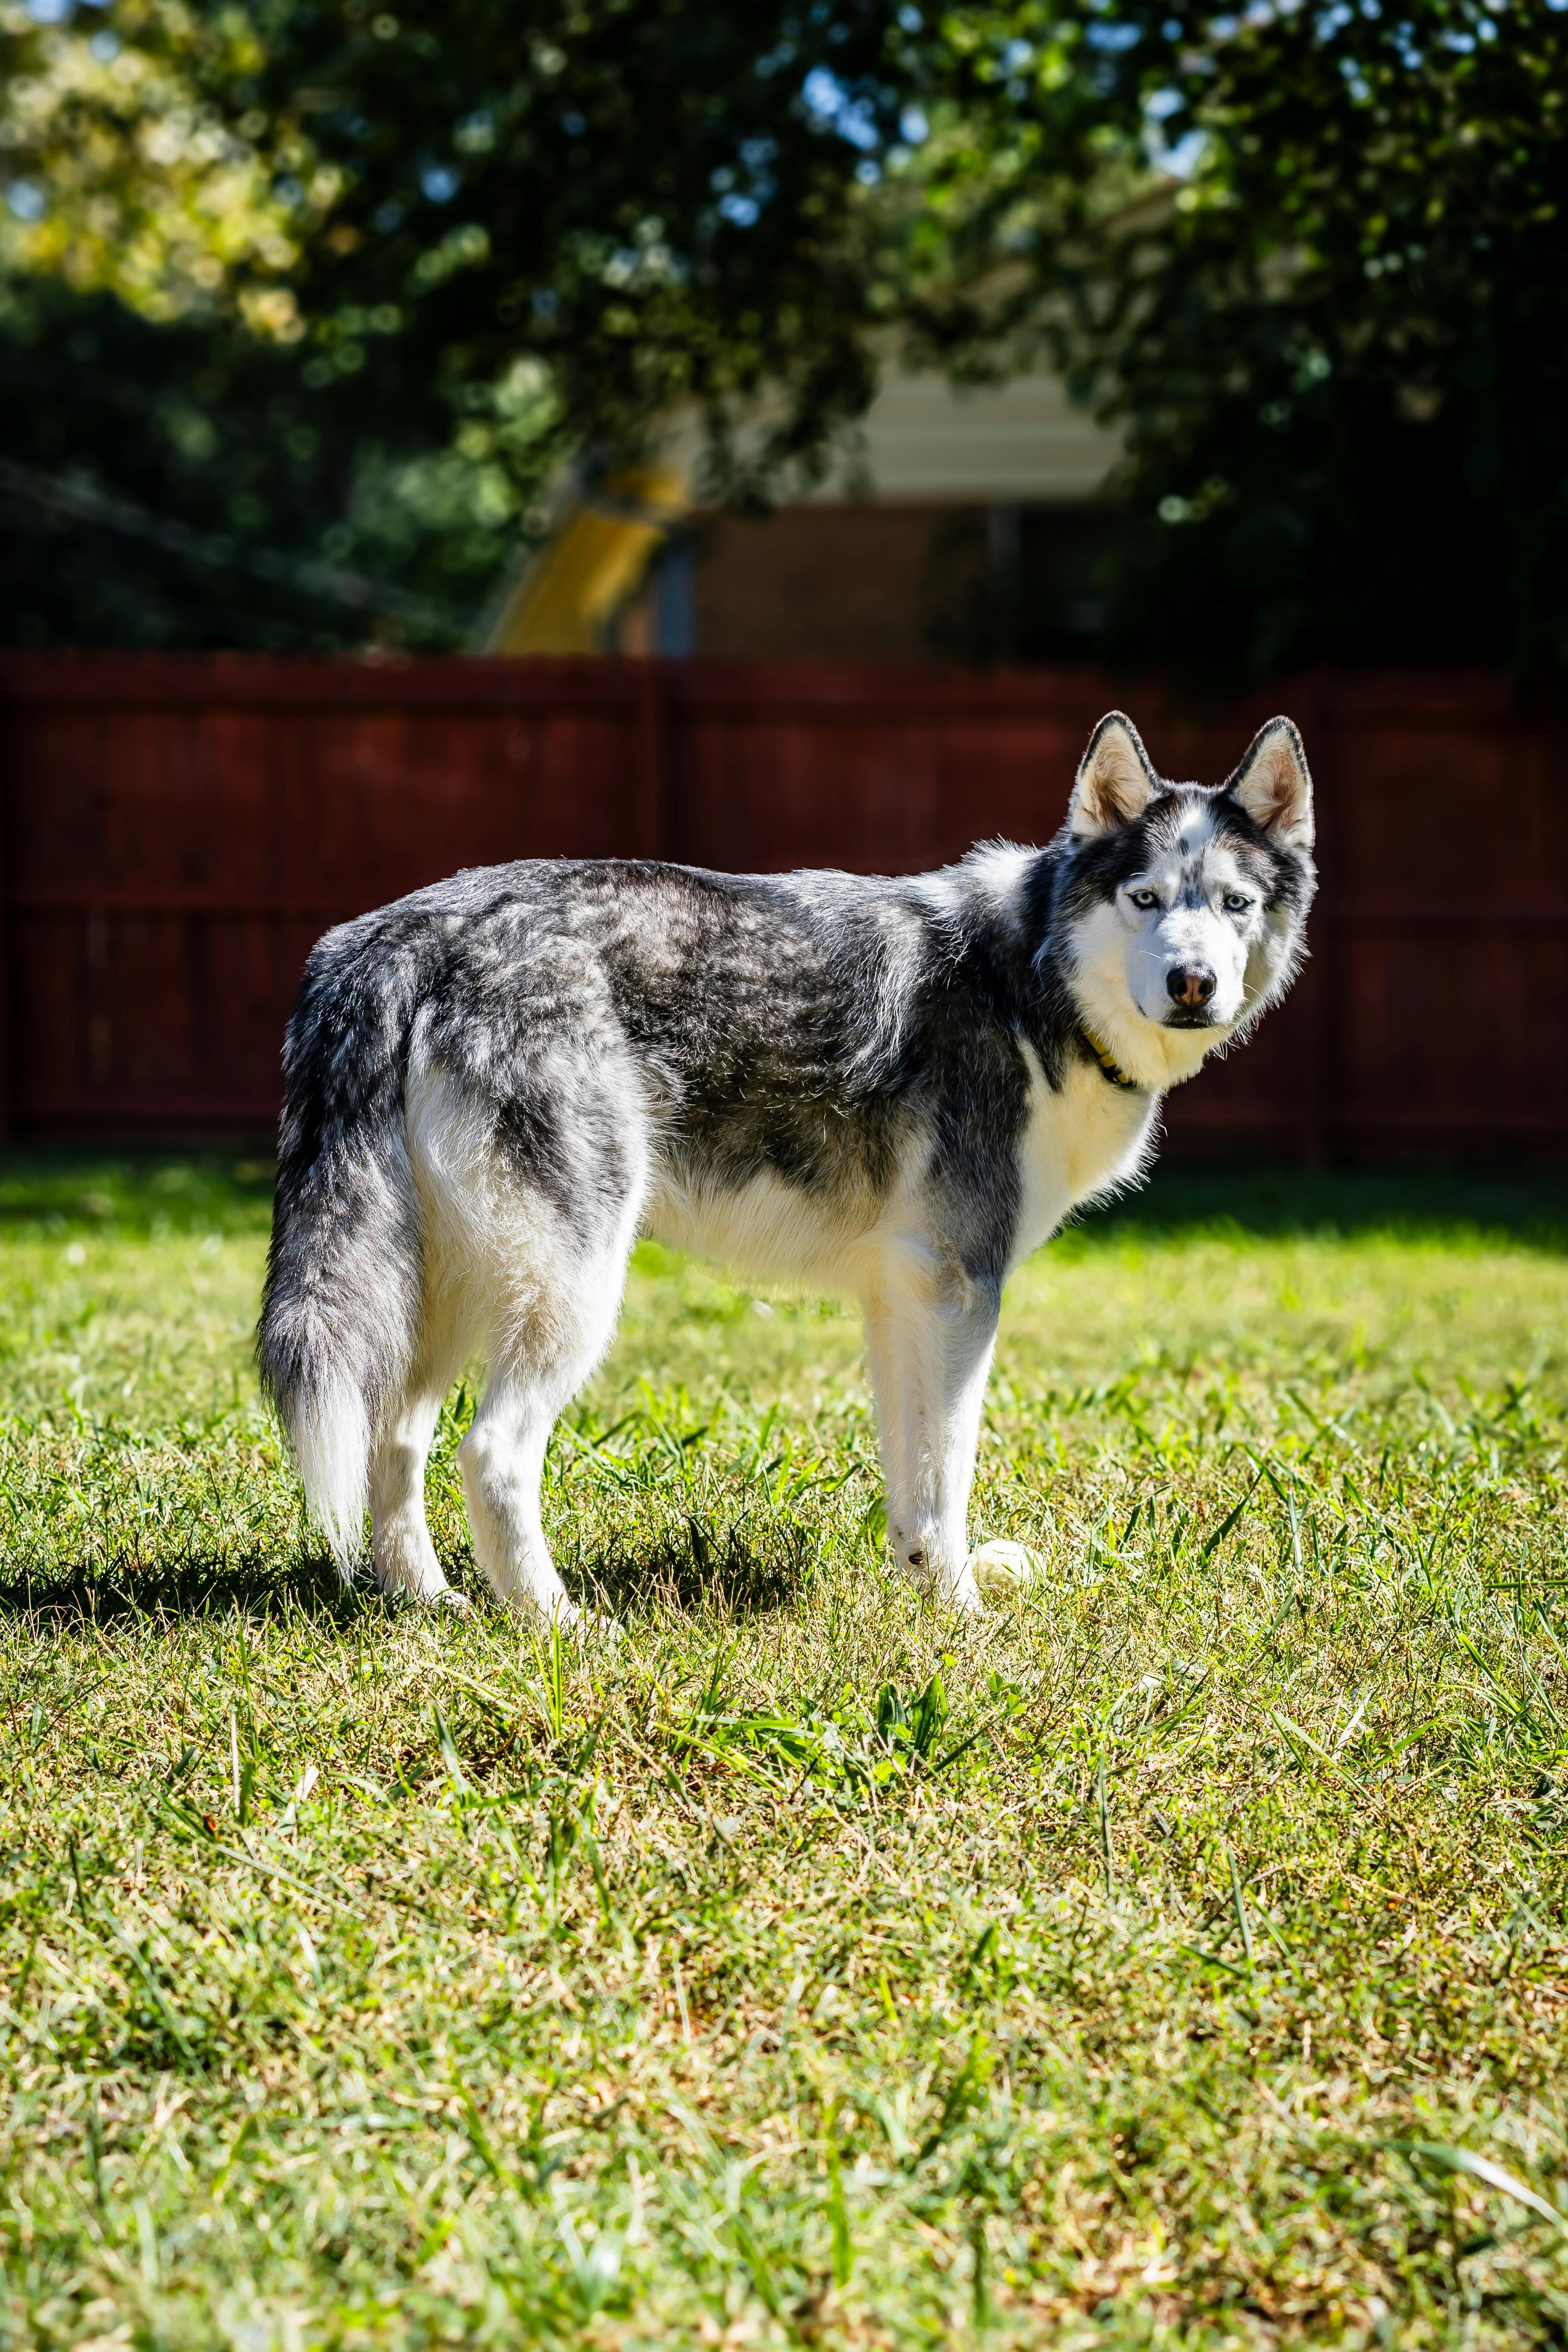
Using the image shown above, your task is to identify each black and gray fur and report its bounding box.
[259,711,1315,1616]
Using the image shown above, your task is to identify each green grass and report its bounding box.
[4,1156,1568,2349]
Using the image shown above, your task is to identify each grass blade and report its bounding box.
[1386,2142,1568,2233]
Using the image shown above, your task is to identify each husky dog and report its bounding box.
[259,711,1314,1618]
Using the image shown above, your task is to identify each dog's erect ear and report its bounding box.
[1225,717,1315,849]
[1069,711,1160,836]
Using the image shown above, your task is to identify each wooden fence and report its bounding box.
[0,653,1562,1160]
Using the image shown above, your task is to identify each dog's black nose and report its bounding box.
[1167,965,1216,1007]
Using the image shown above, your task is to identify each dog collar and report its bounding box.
[1080,1027,1145,1092]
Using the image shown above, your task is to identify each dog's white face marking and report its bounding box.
[1114,810,1260,1031]
[1067,897,1218,1090]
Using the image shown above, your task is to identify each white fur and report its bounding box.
[645,1164,881,1291]
[914,842,1035,934]
[1011,1042,1156,1265]
[861,1246,994,1613]
[349,1054,654,1621]
[290,1372,371,1571]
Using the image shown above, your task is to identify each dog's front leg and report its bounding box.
[862,1253,999,1613]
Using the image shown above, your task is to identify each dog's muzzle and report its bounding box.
[1164,964,1218,1027]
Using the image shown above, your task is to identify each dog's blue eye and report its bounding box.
[1224,892,1252,914]
[1129,888,1159,910]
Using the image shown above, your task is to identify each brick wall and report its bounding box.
[690,506,982,662]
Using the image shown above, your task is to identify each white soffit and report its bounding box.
[811,369,1120,503]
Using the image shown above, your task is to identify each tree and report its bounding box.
[237,0,917,495]
[0,0,927,645]
[901,0,1568,680]
[0,273,517,647]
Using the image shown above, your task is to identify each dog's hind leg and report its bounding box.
[861,1246,1000,1614]
[458,1173,644,1621]
[367,1279,477,1608]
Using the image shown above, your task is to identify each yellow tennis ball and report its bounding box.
[967,1539,1042,1601]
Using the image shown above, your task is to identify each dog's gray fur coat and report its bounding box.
[259,712,1315,1616]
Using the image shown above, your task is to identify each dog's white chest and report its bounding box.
[1009,1044,1155,1267]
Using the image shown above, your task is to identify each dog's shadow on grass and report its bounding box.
[0,1555,389,1630]
[572,1516,813,1621]
[0,1519,813,1630]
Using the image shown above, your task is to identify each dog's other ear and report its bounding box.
[1069,711,1160,836]
[1225,717,1315,849]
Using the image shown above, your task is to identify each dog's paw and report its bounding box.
[432,1587,473,1617]
[967,1539,1042,1604]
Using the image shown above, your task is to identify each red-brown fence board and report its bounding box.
[0,652,1562,1160]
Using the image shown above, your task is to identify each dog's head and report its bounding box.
[1058,711,1316,1090]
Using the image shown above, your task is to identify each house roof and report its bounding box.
[805,368,1120,505]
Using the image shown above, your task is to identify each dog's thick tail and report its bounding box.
[258,915,426,1570]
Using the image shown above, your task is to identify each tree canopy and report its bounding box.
[1,0,1565,672]
[904,0,1568,678]
[0,0,918,645]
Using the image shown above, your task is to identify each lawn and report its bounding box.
[3,1157,1568,2350]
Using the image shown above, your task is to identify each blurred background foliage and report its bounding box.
[0,0,1563,670]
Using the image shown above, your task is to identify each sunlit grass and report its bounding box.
[2,1157,1567,2348]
